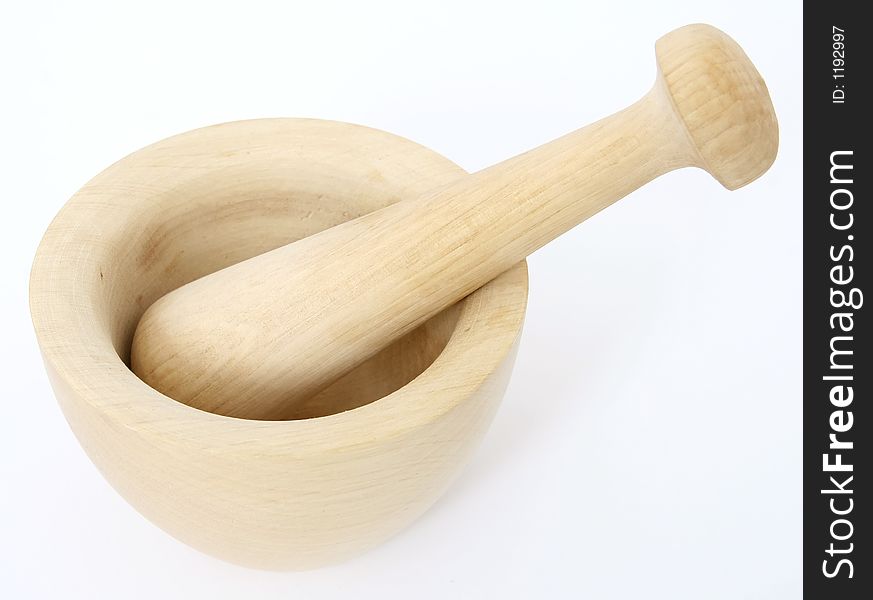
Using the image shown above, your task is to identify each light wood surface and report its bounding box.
[30,119,528,569]
[30,23,778,570]
[131,24,778,420]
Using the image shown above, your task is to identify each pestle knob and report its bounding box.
[131,24,778,420]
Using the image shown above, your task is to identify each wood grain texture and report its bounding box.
[30,119,528,569]
[31,23,778,570]
[130,24,779,420]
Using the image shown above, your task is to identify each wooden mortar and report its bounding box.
[29,119,528,569]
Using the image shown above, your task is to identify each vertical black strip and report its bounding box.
[804,3,868,597]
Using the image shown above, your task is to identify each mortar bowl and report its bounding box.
[29,119,528,570]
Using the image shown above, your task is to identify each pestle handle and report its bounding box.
[131,24,778,420]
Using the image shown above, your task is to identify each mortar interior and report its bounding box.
[105,182,464,421]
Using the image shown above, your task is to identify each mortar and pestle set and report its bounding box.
[30,24,778,569]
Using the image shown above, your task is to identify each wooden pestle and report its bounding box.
[131,24,778,420]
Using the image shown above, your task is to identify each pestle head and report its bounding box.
[654,24,778,190]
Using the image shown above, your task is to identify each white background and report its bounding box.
[1,1,801,598]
